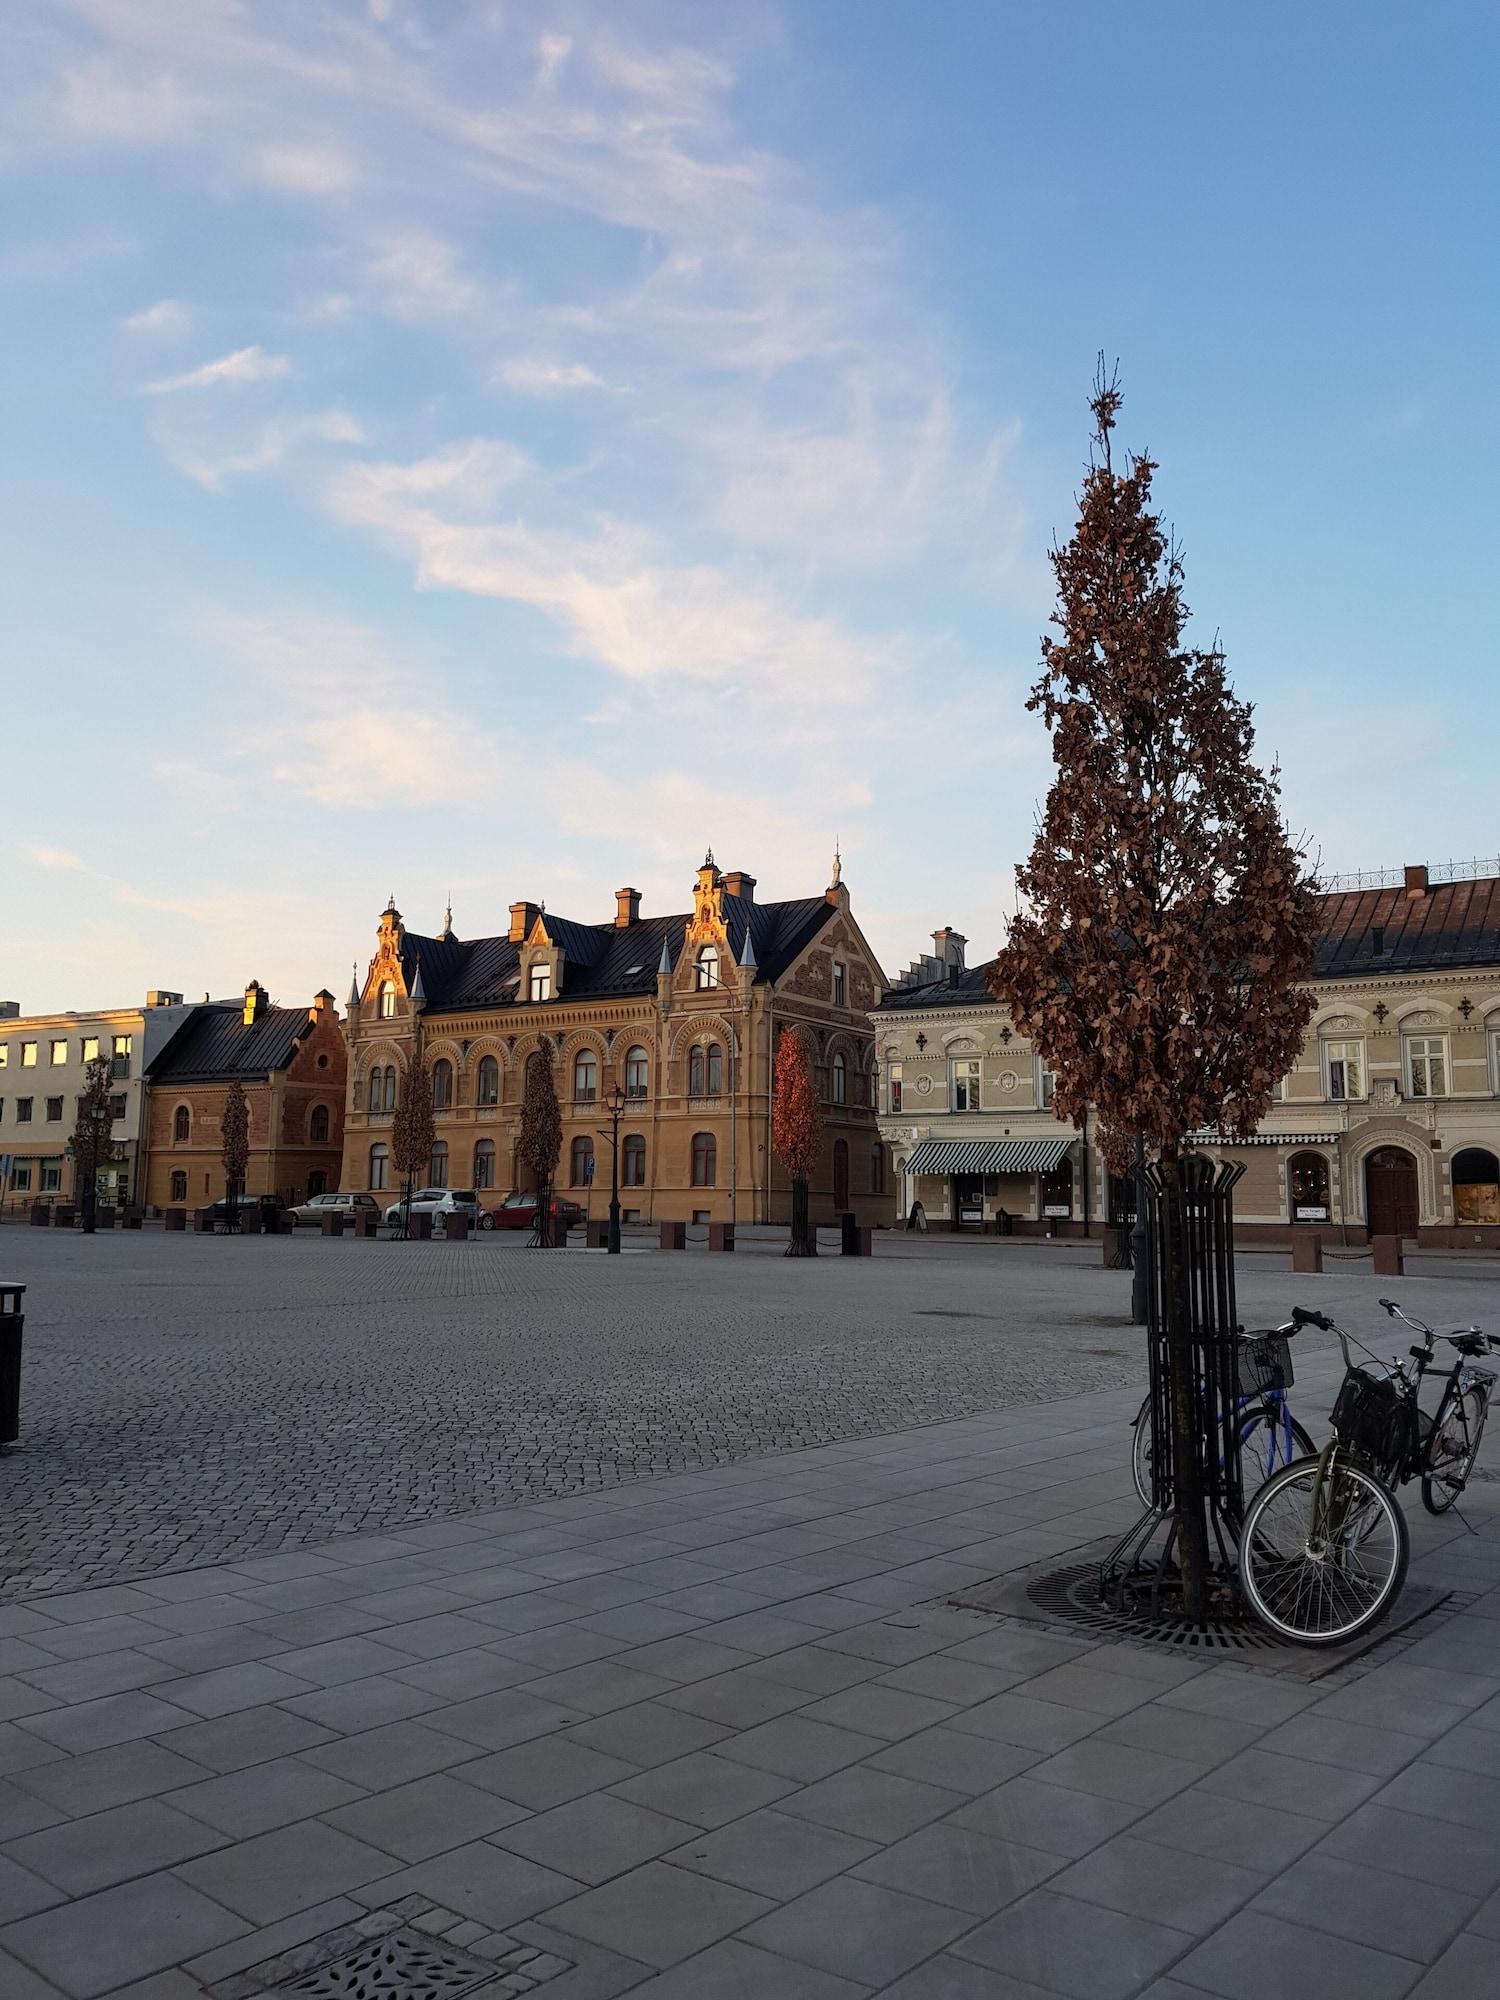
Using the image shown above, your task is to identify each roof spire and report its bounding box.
[347,963,360,1013]
[739,921,757,974]
[657,935,673,978]
[410,955,426,1005]
[831,838,842,887]
[704,845,716,870]
[440,891,453,939]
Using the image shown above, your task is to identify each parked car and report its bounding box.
[489,1191,586,1232]
[201,1192,286,1224]
[382,1187,495,1231]
[289,1192,380,1228]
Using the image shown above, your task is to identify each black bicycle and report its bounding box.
[1237,1299,1495,1646]
[1130,1316,1318,1509]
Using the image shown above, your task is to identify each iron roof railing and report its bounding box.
[1318,857,1499,894]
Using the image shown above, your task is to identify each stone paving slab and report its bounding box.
[1,1257,1498,1995]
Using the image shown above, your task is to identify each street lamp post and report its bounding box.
[601,1084,626,1255]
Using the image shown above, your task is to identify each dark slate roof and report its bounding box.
[1314,876,1500,976]
[399,893,836,1014]
[146,1005,310,1083]
[874,874,1500,1016]
[872,963,999,1014]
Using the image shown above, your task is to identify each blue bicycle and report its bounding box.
[1130,1315,1316,1509]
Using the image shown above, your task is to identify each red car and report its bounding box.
[489,1192,587,1231]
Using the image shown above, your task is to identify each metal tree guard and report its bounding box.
[1100,1156,1246,1622]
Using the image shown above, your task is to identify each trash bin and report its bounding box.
[994,1208,1013,1238]
[0,1281,24,1446]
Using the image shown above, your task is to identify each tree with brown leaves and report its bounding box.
[992,365,1319,1614]
[220,1080,250,1227]
[71,1054,117,1234]
[518,1044,563,1246]
[391,1059,435,1238]
[772,1027,824,1257]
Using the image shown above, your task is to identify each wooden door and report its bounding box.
[1366,1147,1419,1238]
[832,1140,849,1211]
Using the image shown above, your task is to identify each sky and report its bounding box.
[3,1,1496,1015]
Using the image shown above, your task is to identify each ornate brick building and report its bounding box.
[873,862,1500,1247]
[142,984,347,1209]
[342,854,887,1225]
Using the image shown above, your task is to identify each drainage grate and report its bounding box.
[279,1930,497,2000]
[1025,1561,1283,1652]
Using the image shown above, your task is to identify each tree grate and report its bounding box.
[1026,1561,1283,1651]
[273,1927,570,2000]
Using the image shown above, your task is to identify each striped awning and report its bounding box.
[1189,1132,1341,1148]
[904,1138,1073,1176]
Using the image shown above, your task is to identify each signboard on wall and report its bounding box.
[1043,1204,1071,1219]
[1294,1205,1329,1222]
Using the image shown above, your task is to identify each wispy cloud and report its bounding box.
[27,844,88,872]
[146,344,292,394]
[154,406,363,491]
[498,357,606,397]
[121,296,193,340]
[251,138,359,198]
[364,228,480,323]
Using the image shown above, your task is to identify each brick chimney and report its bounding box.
[615,887,642,929]
[243,980,268,1026]
[721,871,756,902]
[308,990,334,1023]
[1403,864,1429,899]
[509,900,541,943]
[932,928,967,970]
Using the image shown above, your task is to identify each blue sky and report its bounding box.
[4,2,1496,1014]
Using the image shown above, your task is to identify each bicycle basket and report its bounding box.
[1235,1332,1293,1397]
[1331,1365,1410,1468]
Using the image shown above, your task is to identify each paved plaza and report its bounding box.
[0,1232,1497,1997]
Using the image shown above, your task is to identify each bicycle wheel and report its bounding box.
[1238,1455,1408,1646]
[1422,1387,1487,1515]
[1130,1397,1155,1506]
[1235,1408,1317,1495]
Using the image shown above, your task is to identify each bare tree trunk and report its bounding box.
[784,1175,816,1257]
[1159,1150,1209,1621]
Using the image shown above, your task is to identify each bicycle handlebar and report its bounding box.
[1290,1306,1333,1332]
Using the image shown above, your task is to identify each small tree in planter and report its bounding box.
[992,365,1319,1618]
[71,1055,117,1234]
[220,1080,250,1230]
[391,1061,435,1240]
[772,1028,824,1257]
[518,1045,563,1246]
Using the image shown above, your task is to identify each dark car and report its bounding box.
[489,1192,586,1232]
[202,1192,287,1224]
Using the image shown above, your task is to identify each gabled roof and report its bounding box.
[872,964,998,1014]
[394,892,837,1014]
[146,1005,310,1083]
[1314,876,1500,976]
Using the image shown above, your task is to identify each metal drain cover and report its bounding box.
[279,1930,495,2000]
[1028,1561,1280,1651]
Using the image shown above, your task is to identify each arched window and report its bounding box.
[382,1066,397,1113]
[833,1138,849,1209]
[169,1169,187,1202]
[1452,1148,1500,1225]
[706,1043,723,1095]
[378,981,396,1019]
[477,1055,500,1107]
[307,1170,327,1197]
[369,1142,389,1191]
[172,1104,191,1143]
[570,1135,594,1186]
[623,1134,646,1186]
[689,1046,705,1096]
[696,944,719,990]
[309,1104,330,1144]
[429,1141,449,1187]
[831,1051,847,1105]
[871,1142,886,1196]
[431,1059,454,1110]
[691,1131,716,1186]
[573,1051,597,1103]
[366,1069,381,1114]
[1289,1151,1330,1222]
[473,1138,496,1189]
[624,1047,649,1098]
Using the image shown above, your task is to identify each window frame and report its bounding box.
[50,1040,68,1067]
[476,1054,500,1107]
[624,1046,649,1099]
[950,1057,981,1113]
[570,1134,595,1187]
[888,1062,903,1113]
[529,963,552,1003]
[309,1103,331,1144]
[1404,1034,1448,1100]
[369,1142,389,1191]
[173,1104,191,1144]
[691,1130,717,1187]
[169,1169,188,1202]
[1323,1039,1366,1103]
[473,1138,496,1189]
[431,1058,455,1110]
[871,1141,886,1195]
[21,1042,37,1068]
[573,1050,598,1103]
[695,944,720,991]
[382,1066,397,1113]
[429,1140,449,1188]
[45,1096,63,1122]
[831,1050,847,1105]
[378,981,396,1019]
[832,961,847,1008]
[622,1133,646,1187]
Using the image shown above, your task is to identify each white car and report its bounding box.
[382,1187,494,1231]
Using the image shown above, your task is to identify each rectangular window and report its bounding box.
[888,1063,902,1113]
[83,1037,100,1062]
[111,1035,132,1080]
[45,1097,63,1122]
[41,1163,62,1192]
[1270,1073,1288,1102]
[108,1094,127,1121]
[1324,1040,1365,1102]
[11,1165,31,1191]
[22,1042,37,1068]
[1406,1035,1447,1098]
[17,1097,33,1122]
[951,1059,981,1112]
[832,962,846,1008]
[1037,1064,1056,1109]
[50,1040,67,1066]
[0,1046,8,1068]
[529,964,551,1002]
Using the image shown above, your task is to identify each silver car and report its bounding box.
[290,1192,380,1228]
[382,1187,494,1231]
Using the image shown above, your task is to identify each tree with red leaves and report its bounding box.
[772,1027,824,1257]
[992,364,1319,1615]
[518,1044,563,1246]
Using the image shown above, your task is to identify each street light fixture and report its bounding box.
[600,1084,627,1255]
